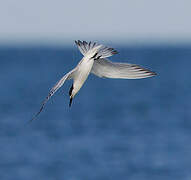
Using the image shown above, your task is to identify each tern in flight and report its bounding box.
[31,40,156,121]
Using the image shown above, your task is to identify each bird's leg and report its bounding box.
[91,52,98,59]
[91,52,101,60]
[94,56,101,60]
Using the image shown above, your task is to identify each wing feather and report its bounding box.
[30,69,76,122]
[91,58,156,79]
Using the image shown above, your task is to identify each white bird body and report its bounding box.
[72,56,94,97]
[30,40,157,121]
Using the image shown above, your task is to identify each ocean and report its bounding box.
[0,45,190,180]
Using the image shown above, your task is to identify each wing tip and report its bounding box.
[143,70,157,78]
[150,71,157,76]
[131,64,157,77]
[112,50,118,55]
[75,40,81,46]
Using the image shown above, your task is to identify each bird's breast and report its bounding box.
[73,58,94,95]
[77,59,93,81]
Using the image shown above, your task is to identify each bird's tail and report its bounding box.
[75,40,118,59]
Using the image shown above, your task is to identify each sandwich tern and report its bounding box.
[31,40,156,121]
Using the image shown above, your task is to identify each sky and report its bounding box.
[0,0,191,45]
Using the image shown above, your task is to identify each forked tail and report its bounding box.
[75,40,118,59]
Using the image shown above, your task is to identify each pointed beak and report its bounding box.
[69,96,73,107]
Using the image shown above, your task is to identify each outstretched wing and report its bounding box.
[30,69,76,122]
[75,40,118,59]
[91,58,156,79]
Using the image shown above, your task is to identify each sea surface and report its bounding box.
[0,45,191,180]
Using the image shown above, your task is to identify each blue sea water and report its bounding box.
[0,45,191,180]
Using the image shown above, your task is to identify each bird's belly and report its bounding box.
[73,60,94,93]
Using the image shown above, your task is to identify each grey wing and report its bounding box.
[30,68,76,122]
[91,58,157,79]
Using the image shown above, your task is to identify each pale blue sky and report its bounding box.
[0,0,190,45]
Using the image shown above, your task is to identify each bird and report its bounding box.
[30,40,156,122]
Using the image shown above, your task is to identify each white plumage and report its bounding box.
[30,40,156,121]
